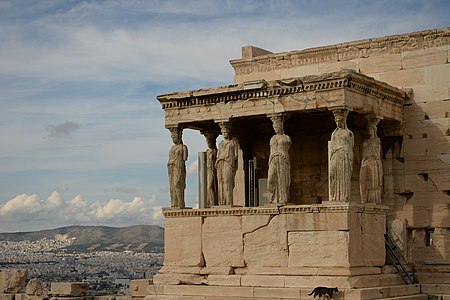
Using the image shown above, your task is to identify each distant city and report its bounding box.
[0,226,164,295]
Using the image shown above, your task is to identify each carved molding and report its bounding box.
[162,203,389,218]
[158,70,407,112]
[230,28,450,75]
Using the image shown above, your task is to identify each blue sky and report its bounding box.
[0,0,448,232]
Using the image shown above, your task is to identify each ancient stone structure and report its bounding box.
[146,27,450,299]
[167,126,188,208]
[329,109,354,202]
[360,116,383,204]
[267,114,291,205]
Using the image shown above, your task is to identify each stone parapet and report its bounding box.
[230,27,450,80]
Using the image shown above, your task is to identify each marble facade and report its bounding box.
[150,27,450,299]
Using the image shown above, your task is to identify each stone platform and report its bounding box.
[137,203,430,299]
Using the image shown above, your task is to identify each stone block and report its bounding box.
[278,64,319,78]
[25,279,47,297]
[0,269,27,294]
[146,285,164,295]
[243,214,288,267]
[162,285,254,297]
[240,275,285,287]
[284,275,345,288]
[286,211,349,231]
[130,279,153,297]
[402,47,448,69]
[159,266,201,274]
[418,283,450,295]
[152,274,205,286]
[288,231,350,267]
[205,275,241,286]
[202,215,244,267]
[199,267,234,275]
[361,54,402,73]
[50,283,89,297]
[378,68,425,88]
[361,233,385,266]
[362,213,385,235]
[164,217,203,267]
[253,287,300,298]
[318,60,358,74]
[0,295,14,300]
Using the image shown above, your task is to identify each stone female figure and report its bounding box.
[360,123,383,204]
[205,133,218,207]
[329,110,354,202]
[267,116,291,204]
[215,123,238,206]
[167,127,188,208]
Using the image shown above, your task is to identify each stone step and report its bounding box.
[373,295,427,300]
[145,284,424,299]
[333,284,421,300]
[421,284,450,295]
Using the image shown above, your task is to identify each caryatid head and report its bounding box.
[219,122,232,140]
[169,126,183,144]
[333,109,349,129]
[270,115,285,135]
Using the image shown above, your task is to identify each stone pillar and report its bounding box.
[360,115,383,204]
[216,122,238,206]
[328,108,354,202]
[167,126,188,208]
[201,131,219,208]
[267,113,291,205]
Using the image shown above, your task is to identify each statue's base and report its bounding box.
[135,204,428,299]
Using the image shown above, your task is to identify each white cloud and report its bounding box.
[0,192,163,231]
[186,160,198,176]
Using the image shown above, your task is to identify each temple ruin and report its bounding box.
[151,27,450,299]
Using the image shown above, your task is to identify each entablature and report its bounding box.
[157,70,408,128]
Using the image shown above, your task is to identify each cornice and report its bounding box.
[157,70,407,110]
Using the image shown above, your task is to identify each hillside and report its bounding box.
[0,225,164,253]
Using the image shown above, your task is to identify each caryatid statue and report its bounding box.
[167,126,188,208]
[360,117,383,204]
[267,115,292,204]
[215,122,238,206]
[204,132,218,207]
[329,109,354,202]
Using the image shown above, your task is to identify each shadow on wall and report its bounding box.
[384,91,450,269]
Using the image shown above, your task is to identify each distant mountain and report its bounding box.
[0,225,164,253]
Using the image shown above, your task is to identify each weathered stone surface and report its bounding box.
[288,231,350,267]
[49,283,89,297]
[286,210,349,231]
[240,275,285,288]
[202,216,244,267]
[402,47,448,69]
[152,274,205,286]
[130,279,153,297]
[164,217,203,267]
[25,279,48,297]
[253,287,300,299]
[205,275,241,286]
[0,295,14,300]
[0,269,27,294]
[243,214,288,267]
